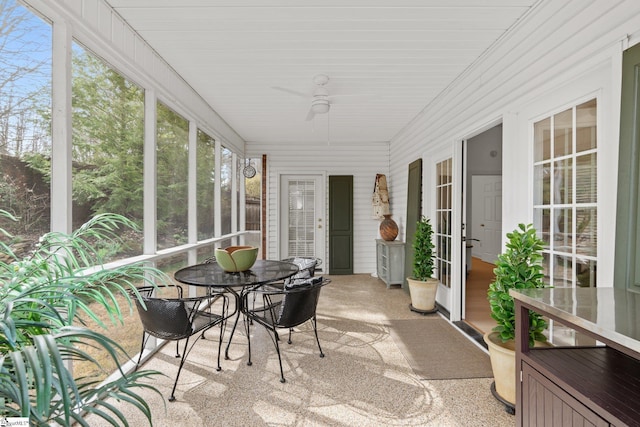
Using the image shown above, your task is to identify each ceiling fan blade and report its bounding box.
[271,86,307,98]
[305,108,316,121]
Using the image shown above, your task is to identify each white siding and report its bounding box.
[247,141,390,274]
[388,0,640,297]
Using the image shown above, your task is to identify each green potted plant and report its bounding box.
[0,211,168,425]
[484,223,548,408]
[406,216,438,313]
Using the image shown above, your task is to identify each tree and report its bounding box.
[71,47,145,224]
[0,0,51,157]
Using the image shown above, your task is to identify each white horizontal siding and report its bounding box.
[247,141,390,274]
[389,0,640,288]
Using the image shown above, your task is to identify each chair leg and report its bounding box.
[135,333,148,372]
[225,309,241,360]
[272,330,286,383]
[244,315,253,367]
[175,340,180,358]
[311,317,324,358]
[169,336,192,402]
[288,328,293,344]
[216,318,224,371]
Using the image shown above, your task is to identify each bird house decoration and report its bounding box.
[372,174,390,219]
[373,174,399,241]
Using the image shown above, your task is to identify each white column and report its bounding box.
[50,19,72,234]
[214,140,222,239]
[143,89,157,255]
[231,152,238,244]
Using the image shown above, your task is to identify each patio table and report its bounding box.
[174,259,299,359]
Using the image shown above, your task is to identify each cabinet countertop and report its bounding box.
[375,239,405,245]
[511,287,640,356]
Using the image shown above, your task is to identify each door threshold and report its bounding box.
[453,321,488,350]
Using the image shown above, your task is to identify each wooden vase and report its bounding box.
[379,214,399,241]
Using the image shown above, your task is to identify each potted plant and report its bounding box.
[0,211,168,425]
[484,223,548,409]
[406,216,438,313]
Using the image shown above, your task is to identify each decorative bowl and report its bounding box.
[215,246,258,272]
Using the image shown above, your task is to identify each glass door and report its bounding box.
[279,175,325,265]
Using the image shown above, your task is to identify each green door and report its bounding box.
[329,175,353,274]
[404,159,423,289]
[615,42,640,290]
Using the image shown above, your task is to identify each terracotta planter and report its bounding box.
[484,332,516,405]
[406,277,438,313]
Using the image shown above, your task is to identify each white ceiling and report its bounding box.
[105,0,539,145]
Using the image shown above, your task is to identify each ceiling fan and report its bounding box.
[272,74,334,121]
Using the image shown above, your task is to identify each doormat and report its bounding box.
[388,318,493,380]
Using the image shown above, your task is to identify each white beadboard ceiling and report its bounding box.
[105,0,540,145]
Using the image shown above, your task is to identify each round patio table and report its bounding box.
[174,259,299,358]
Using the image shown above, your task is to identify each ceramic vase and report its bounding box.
[380,214,399,241]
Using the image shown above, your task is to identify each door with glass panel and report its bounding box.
[279,175,325,268]
[434,157,454,312]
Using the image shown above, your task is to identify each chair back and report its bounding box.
[134,289,192,340]
[282,257,321,283]
[275,278,324,328]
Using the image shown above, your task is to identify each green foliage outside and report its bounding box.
[0,211,170,425]
[71,47,145,225]
[411,216,435,281]
[1,10,238,248]
[488,223,548,346]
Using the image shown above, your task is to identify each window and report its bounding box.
[533,99,598,288]
[435,158,453,288]
[0,0,51,241]
[71,42,144,257]
[244,157,262,249]
[157,102,189,250]
[220,146,233,236]
[197,129,215,240]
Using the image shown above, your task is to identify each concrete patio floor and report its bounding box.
[88,274,513,426]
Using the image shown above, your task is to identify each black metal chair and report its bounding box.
[242,276,330,383]
[281,257,322,284]
[132,285,230,402]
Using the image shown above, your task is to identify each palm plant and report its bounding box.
[0,211,168,426]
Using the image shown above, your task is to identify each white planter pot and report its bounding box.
[484,331,516,405]
[406,277,438,313]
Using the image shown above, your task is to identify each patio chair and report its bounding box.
[242,276,330,383]
[132,285,230,402]
[281,256,322,284]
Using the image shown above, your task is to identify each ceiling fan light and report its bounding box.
[311,99,330,114]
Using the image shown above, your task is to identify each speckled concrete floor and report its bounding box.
[87,274,514,426]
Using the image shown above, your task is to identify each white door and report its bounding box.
[279,175,326,265]
[471,175,502,264]
[426,148,460,317]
